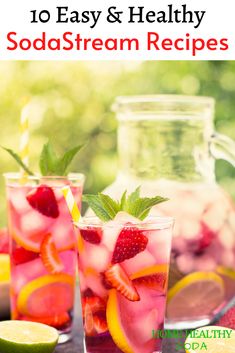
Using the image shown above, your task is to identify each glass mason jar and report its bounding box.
[104,95,235,329]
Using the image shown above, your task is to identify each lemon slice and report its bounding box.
[185,326,235,353]
[217,266,235,280]
[130,264,168,280]
[0,254,10,282]
[106,265,168,353]
[17,274,75,318]
[167,272,225,319]
[0,320,58,353]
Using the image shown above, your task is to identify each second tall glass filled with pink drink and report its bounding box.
[76,213,173,353]
[5,173,84,343]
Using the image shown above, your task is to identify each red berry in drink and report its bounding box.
[26,185,59,218]
[112,227,148,264]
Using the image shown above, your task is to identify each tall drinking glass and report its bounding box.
[76,215,173,353]
[4,173,84,343]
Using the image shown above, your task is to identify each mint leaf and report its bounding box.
[83,187,169,222]
[39,142,58,176]
[57,144,84,175]
[39,142,84,176]
[120,190,127,209]
[128,196,169,220]
[1,147,34,176]
[99,193,120,218]
[83,194,112,222]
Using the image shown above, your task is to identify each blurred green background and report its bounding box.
[0,61,235,225]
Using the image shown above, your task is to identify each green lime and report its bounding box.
[0,320,59,353]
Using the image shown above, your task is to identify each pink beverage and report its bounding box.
[4,173,84,343]
[76,214,173,353]
[152,182,235,327]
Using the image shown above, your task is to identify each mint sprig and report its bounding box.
[39,142,84,176]
[83,187,168,221]
[1,147,34,175]
[2,142,84,176]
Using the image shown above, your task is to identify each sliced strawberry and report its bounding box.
[105,264,140,301]
[40,234,64,274]
[82,294,105,316]
[84,303,95,336]
[93,312,108,334]
[196,223,215,253]
[80,228,102,244]
[216,307,235,329]
[12,247,38,265]
[133,272,167,292]
[112,226,148,264]
[26,185,59,218]
[22,312,70,328]
[0,228,9,254]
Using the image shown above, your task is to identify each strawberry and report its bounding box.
[105,264,140,301]
[196,224,215,253]
[0,228,9,254]
[80,227,102,244]
[112,226,148,264]
[12,247,38,265]
[93,312,108,334]
[84,303,95,336]
[133,273,167,292]
[216,307,235,329]
[82,294,105,316]
[26,185,59,218]
[40,234,64,274]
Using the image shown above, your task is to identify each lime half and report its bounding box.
[0,320,58,353]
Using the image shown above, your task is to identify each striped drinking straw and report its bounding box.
[62,186,81,223]
[62,185,84,252]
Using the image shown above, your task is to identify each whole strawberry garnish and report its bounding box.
[80,227,102,244]
[216,307,235,329]
[40,234,64,274]
[26,185,59,218]
[112,226,148,264]
[105,264,140,301]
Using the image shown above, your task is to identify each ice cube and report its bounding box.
[147,229,172,264]
[221,250,235,268]
[172,236,187,253]
[20,211,52,235]
[80,243,111,273]
[9,188,31,213]
[218,224,235,249]
[181,219,201,240]
[122,250,156,276]
[12,258,47,294]
[84,272,107,298]
[113,211,141,224]
[194,254,216,271]
[59,250,77,276]
[131,308,159,344]
[202,203,228,232]
[176,253,195,274]
[101,220,122,252]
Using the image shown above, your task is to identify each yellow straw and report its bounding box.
[19,102,30,177]
[62,186,81,223]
